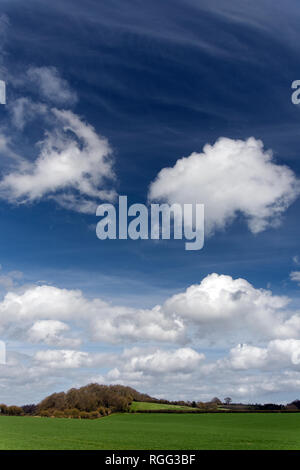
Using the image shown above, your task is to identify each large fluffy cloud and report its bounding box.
[34,349,115,369]
[225,339,300,370]
[0,284,185,345]
[148,137,299,234]
[162,273,299,341]
[123,347,204,374]
[0,109,116,212]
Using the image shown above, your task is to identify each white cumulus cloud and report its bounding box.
[0,109,116,212]
[162,273,297,341]
[0,284,185,345]
[124,347,204,374]
[226,339,300,370]
[148,137,299,235]
[28,320,81,348]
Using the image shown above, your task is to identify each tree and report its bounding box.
[22,404,37,415]
[211,397,222,405]
[7,405,23,416]
[0,403,7,414]
[224,397,232,405]
[196,402,206,410]
[38,392,66,411]
[290,400,300,410]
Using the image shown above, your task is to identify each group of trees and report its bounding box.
[0,404,24,416]
[37,384,140,418]
[0,403,38,416]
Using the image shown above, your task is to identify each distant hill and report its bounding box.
[37,384,155,417]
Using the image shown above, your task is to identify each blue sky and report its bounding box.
[1,0,300,405]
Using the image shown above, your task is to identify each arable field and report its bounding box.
[130,401,197,411]
[1,413,300,449]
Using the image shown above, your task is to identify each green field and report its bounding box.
[1,413,300,449]
[130,401,197,411]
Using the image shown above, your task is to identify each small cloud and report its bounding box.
[290,271,300,285]
[26,66,77,106]
[293,256,300,265]
[28,320,81,348]
[0,265,23,290]
[9,97,47,130]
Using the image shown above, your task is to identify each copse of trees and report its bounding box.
[37,384,144,417]
[0,404,23,416]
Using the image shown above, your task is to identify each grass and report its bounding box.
[1,413,300,449]
[130,401,197,411]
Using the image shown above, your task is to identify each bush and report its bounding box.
[97,406,107,416]
[52,410,65,418]
[39,410,51,418]
[64,408,80,419]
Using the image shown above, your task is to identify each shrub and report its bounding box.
[64,408,80,419]
[39,410,51,418]
[97,406,106,416]
[52,410,65,418]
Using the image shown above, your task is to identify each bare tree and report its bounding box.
[224,397,232,405]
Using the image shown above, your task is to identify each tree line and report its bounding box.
[1,387,300,419]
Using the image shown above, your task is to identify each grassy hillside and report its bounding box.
[1,413,300,449]
[130,401,197,411]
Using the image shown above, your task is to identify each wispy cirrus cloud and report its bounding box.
[290,271,300,286]
[26,66,78,106]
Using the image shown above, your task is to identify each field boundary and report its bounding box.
[132,409,300,414]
